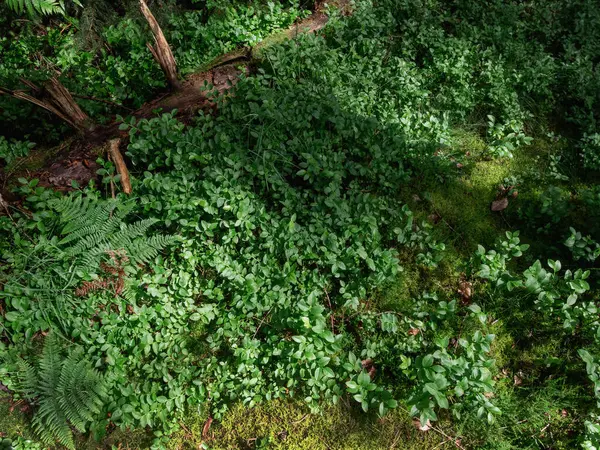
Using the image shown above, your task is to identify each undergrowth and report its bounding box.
[1,0,600,449]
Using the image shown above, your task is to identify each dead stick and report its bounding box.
[108,139,132,195]
[139,0,181,89]
[324,289,335,332]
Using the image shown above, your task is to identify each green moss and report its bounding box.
[426,157,510,251]
[81,428,153,450]
[0,394,36,441]
[168,400,455,450]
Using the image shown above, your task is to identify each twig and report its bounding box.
[108,138,132,195]
[389,426,403,449]
[291,413,309,425]
[0,193,8,213]
[432,438,454,449]
[252,307,273,339]
[202,416,213,439]
[324,289,335,332]
[432,426,466,450]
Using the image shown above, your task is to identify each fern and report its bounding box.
[48,195,175,271]
[17,334,107,450]
[5,0,63,16]
[0,195,176,332]
[3,0,83,16]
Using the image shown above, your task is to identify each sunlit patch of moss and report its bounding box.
[457,377,586,450]
[425,156,511,252]
[375,244,464,312]
[486,319,515,370]
[171,400,456,450]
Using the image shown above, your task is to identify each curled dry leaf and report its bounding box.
[457,280,472,303]
[362,358,376,379]
[428,213,441,224]
[412,418,431,431]
[368,366,376,379]
[202,416,213,439]
[491,197,509,211]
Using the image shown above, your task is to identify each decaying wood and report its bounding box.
[0,77,93,132]
[0,193,8,211]
[108,139,132,195]
[43,78,92,130]
[139,0,181,90]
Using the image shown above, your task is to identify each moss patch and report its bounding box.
[168,400,456,450]
[0,394,35,441]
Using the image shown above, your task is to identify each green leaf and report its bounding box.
[422,355,434,368]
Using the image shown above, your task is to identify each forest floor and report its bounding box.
[0,3,341,198]
[1,132,566,449]
[2,0,599,449]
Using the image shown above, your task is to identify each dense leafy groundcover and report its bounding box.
[1,0,600,448]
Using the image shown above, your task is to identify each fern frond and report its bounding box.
[59,215,121,247]
[57,349,103,431]
[111,218,159,245]
[16,334,107,450]
[128,234,179,266]
[54,196,175,272]
[4,0,64,16]
[34,395,73,449]
[52,196,117,236]
[16,359,39,400]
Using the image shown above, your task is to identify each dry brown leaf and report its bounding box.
[458,280,472,303]
[412,418,431,431]
[202,416,213,439]
[428,213,441,224]
[362,359,376,379]
[491,197,509,211]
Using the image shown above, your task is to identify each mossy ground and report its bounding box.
[168,400,456,450]
[1,131,592,449]
[0,394,34,441]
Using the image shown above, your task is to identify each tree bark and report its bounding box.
[139,0,181,90]
[0,77,93,132]
[43,78,93,130]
